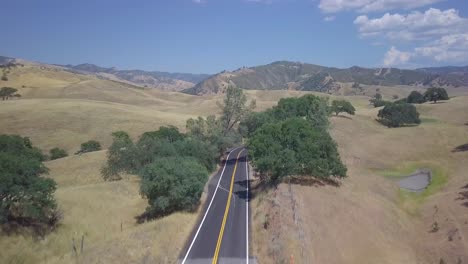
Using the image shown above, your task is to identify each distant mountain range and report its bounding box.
[1,55,467,95]
[60,63,211,92]
[183,61,468,95]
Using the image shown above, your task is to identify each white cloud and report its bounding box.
[383,46,411,66]
[352,8,468,65]
[415,33,468,62]
[354,8,466,41]
[192,0,206,3]
[324,16,336,22]
[381,34,468,65]
[319,0,444,13]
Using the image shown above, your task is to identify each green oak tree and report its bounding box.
[0,87,19,100]
[330,100,356,116]
[0,134,59,233]
[139,157,208,218]
[407,91,426,104]
[217,86,256,135]
[424,87,449,103]
[247,118,346,181]
[377,103,421,127]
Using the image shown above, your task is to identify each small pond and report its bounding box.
[398,169,432,192]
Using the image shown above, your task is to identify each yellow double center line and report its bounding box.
[212,149,244,264]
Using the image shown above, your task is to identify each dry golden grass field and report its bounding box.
[1,64,468,263]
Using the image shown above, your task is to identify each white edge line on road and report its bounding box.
[245,153,249,264]
[181,146,241,264]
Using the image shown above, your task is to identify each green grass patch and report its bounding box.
[376,162,448,215]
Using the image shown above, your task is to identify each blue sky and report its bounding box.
[2,0,467,73]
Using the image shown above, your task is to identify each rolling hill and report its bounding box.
[0,56,211,92]
[184,61,468,95]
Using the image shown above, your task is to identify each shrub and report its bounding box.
[330,100,355,116]
[0,87,18,100]
[139,157,208,218]
[77,140,101,154]
[407,91,426,104]
[0,134,59,233]
[49,147,68,160]
[377,103,421,128]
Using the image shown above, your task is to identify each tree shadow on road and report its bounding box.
[234,179,256,201]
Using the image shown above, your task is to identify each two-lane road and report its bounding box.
[180,147,253,264]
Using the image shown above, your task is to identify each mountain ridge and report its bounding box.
[183,61,468,95]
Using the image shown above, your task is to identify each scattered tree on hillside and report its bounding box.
[407,91,426,104]
[1,75,7,81]
[101,131,137,181]
[0,87,19,100]
[330,100,355,116]
[374,93,382,100]
[49,147,68,160]
[424,87,449,103]
[392,95,399,100]
[377,103,421,128]
[217,86,256,135]
[0,134,60,234]
[76,140,101,154]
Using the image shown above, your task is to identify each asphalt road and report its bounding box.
[180,147,253,264]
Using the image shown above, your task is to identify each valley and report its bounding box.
[1,57,468,263]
